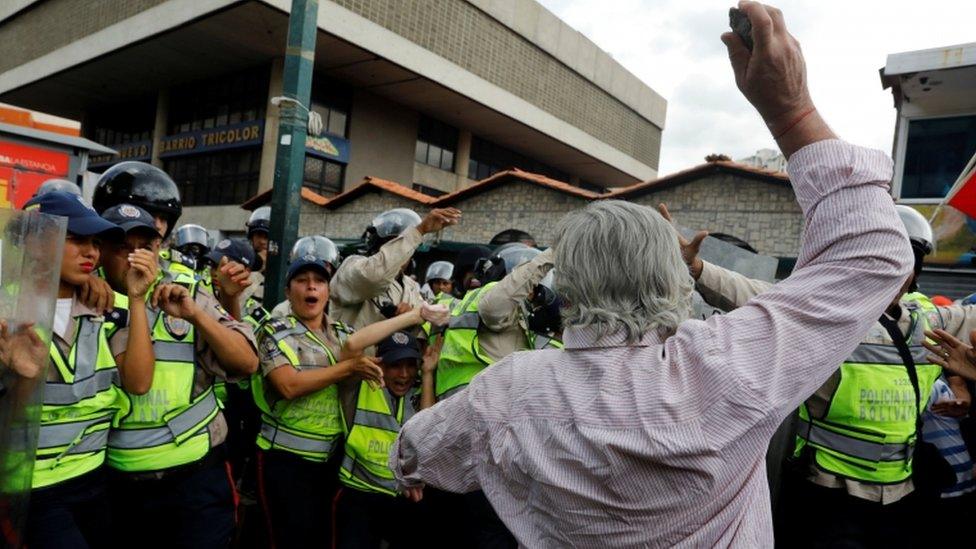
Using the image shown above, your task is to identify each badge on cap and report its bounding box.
[217,240,231,249]
[119,204,141,218]
[302,254,316,262]
[393,332,409,345]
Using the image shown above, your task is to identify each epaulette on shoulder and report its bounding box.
[105,307,129,328]
[265,318,292,334]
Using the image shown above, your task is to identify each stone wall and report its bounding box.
[297,173,804,258]
[625,173,802,258]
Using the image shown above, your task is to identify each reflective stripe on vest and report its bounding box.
[42,369,119,406]
[152,340,197,363]
[848,343,929,366]
[258,422,339,455]
[802,420,911,462]
[37,413,113,452]
[449,312,480,330]
[340,452,398,493]
[108,389,218,450]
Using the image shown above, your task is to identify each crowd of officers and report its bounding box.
[3,159,976,548]
[7,161,562,548]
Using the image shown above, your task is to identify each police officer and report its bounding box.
[240,206,271,313]
[436,244,556,401]
[14,193,157,548]
[334,331,440,549]
[172,223,212,277]
[253,238,387,549]
[679,204,976,546]
[205,238,265,329]
[269,235,343,319]
[422,260,455,301]
[97,202,259,548]
[329,207,461,330]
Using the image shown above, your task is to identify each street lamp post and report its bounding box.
[265,0,319,306]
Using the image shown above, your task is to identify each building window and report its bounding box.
[468,137,568,182]
[901,114,976,199]
[412,183,447,198]
[415,116,458,172]
[303,155,344,196]
[310,77,351,138]
[84,97,155,146]
[164,148,261,207]
[167,68,269,135]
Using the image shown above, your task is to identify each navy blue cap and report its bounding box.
[286,254,334,283]
[206,238,256,269]
[101,203,159,237]
[24,191,124,239]
[377,331,421,365]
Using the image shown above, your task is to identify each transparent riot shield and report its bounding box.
[0,208,65,548]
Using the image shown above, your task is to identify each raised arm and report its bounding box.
[330,209,461,305]
[696,261,773,311]
[683,3,913,419]
[478,248,554,331]
[340,308,424,359]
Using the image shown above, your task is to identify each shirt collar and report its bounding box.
[69,293,101,319]
[562,325,665,350]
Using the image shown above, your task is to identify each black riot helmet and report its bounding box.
[247,206,271,238]
[474,243,541,285]
[527,270,562,335]
[35,178,82,198]
[363,208,422,255]
[93,161,182,239]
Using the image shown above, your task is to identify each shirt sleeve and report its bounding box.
[680,140,913,426]
[696,260,774,311]
[478,248,555,331]
[194,288,258,382]
[928,304,976,338]
[109,326,129,358]
[257,329,292,377]
[390,382,484,493]
[330,228,424,306]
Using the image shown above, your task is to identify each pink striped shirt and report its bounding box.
[390,140,913,547]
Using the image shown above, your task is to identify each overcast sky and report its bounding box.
[538,0,976,176]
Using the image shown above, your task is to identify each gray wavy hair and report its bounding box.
[553,200,693,343]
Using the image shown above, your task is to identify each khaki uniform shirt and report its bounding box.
[239,271,265,308]
[477,248,554,362]
[697,260,976,503]
[258,314,344,412]
[110,286,257,448]
[329,227,424,330]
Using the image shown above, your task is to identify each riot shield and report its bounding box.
[0,208,65,548]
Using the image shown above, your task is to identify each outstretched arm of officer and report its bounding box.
[478,248,554,331]
[212,256,252,320]
[330,208,461,305]
[658,202,771,311]
[339,303,449,360]
[152,283,258,375]
[114,248,158,395]
[924,329,976,381]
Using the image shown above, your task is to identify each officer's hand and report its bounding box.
[126,249,159,300]
[417,208,461,235]
[394,302,414,317]
[924,329,976,382]
[421,338,443,375]
[931,398,971,418]
[657,203,707,280]
[151,283,200,322]
[721,2,833,155]
[343,355,384,389]
[80,275,115,314]
[403,485,424,503]
[214,256,252,298]
[0,321,47,379]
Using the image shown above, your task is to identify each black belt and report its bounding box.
[110,444,227,483]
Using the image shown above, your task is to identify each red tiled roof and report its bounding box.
[324,176,438,209]
[434,168,599,205]
[607,160,789,200]
[241,186,329,210]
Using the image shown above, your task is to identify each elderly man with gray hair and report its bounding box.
[390,2,914,546]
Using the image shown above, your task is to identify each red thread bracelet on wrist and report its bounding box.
[772,107,816,140]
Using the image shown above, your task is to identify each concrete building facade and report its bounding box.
[0,0,666,232]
